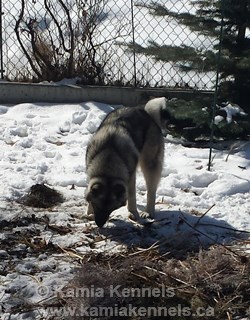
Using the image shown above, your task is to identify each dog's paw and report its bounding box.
[141,211,154,220]
[138,212,155,225]
[128,212,153,226]
[128,212,141,226]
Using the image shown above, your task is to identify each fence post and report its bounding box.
[130,0,136,87]
[208,0,224,171]
[0,0,4,79]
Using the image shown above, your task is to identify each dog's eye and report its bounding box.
[91,183,104,197]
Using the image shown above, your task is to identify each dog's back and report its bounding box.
[96,106,158,150]
[86,107,159,175]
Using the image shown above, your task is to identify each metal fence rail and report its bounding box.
[0,0,216,89]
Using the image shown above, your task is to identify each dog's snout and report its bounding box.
[94,211,110,228]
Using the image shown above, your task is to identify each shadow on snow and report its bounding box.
[99,208,248,259]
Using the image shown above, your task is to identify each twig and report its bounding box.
[131,272,148,281]
[203,267,227,282]
[226,311,233,320]
[144,265,167,277]
[128,241,160,256]
[208,153,216,168]
[22,273,43,285]
[179,211,247,260]
[57,245,84,260]
[197,223,250,234]
[194,204,215,227]
[144,265,197,290]
[225,142,240,162]
[167,274,197,289]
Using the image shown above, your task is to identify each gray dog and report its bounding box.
[85,97,170,227]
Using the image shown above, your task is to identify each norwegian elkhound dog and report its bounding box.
[85,97,171,227]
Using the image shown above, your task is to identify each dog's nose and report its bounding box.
[95,219,106,228]
[94,212,110,228]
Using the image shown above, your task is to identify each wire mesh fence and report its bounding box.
[0,0,217,89]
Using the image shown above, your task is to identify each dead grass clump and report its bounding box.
[162,246,250,317]
[57,245,249,320]
[19,184,64,208]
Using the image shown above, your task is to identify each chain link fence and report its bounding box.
[0,0,217,89]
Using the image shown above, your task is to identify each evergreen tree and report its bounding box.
[133,0,250,111]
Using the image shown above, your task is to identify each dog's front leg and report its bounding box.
[145,185,157,218]
[127,172,140,220]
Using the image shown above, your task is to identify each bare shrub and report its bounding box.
[14,0,126,83]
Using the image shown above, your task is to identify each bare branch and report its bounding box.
[14,0,42,79]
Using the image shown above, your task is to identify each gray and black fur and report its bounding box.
[85,97,170,227]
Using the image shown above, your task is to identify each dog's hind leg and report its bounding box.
[140,145,164,219]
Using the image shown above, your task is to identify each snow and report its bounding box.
[0,101,249,319]
[217,102,248,123]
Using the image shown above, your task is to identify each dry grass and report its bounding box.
[56,245,250,320]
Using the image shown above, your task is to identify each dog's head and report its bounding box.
[86,178,127,227]
[145,97,172,135]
